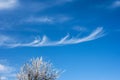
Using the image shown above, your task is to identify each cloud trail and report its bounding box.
[0,27,104,48]
[0,0,18,10]
[113,1,120,7]
[25,16,71,24]
[0,63,16,80]
[110,1,120,8]
[0,64,13,73]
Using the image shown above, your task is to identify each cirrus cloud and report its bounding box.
[0,0,18,10]
[0,27,104,48]
[0,64,14,73]
[112,1,120,8]
[0,63,16,80]
[25,16,71,24]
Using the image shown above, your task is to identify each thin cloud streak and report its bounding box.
[25,16,71,24]
[0,64,14,73]
[0,27,104,48]
[26,16,54,23]
[0,76,7,80]
[21,0,73,12]
[0,63,16,80]
[0,0,18,10]
[113,1,120,8]
[110,1,120,8]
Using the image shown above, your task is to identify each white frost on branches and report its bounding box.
[17,57,61,80]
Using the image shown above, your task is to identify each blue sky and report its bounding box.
[0,0,120,80]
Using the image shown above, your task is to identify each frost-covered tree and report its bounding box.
[17,57,61,80]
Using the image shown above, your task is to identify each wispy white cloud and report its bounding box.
[0,64,14,73]
[0,76,7,80]
[25,16,71,24]
[0,64,7,72]
[0,62,16,80]
[0,0,18,10]
[0,73,16,80]
[26,16,54,23]
[21,0,73,12]
[110,1,120,8]
[72,26,87,31]
[0,27,104,48]
[57,16,71,23]
[0,35,15,46]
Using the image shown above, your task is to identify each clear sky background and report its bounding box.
[0,0,120,80]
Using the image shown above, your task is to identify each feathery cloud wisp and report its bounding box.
[0,63,16,80]
[72,26,87,31]
[0,64,14,73]
[0,64,6,72]
[0,27,104,48]
[26,16,54,23]
[25,16,71,24]
[0,76,7,80]
[110,1,120,8]
[0,0,18,10]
